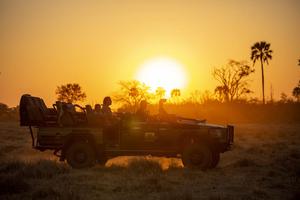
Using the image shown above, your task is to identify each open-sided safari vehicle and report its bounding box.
[20,94,234,170]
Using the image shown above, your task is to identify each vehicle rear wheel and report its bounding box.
[210,152,220,169]
[66,142,96,169]
[182,144,213,170]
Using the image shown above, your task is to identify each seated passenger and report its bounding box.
[101,96,117,145]
[136,100,149,121]
[101,97,112,117]
[94,104,102,115]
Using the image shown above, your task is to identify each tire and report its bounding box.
[66,142,96,169]
[182,143,213,170]
[210,152,220,169]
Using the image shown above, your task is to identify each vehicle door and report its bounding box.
[156,121,180,151]
[120,119,159,150]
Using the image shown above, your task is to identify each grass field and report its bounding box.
[0,122,299,200]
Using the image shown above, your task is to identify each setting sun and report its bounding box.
[136,57,187,95]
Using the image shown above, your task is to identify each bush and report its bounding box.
[232,158,258,167]
[32,186,81,200]
[0,174,30,195]
[0,159,70,179]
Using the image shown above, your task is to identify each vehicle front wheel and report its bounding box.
[182,144,213,170]
[65,142,96,169]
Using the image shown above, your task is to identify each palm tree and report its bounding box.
[251,41,273,104]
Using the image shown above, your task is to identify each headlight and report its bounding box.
[211,129,225,138]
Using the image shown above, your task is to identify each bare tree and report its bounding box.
[113,80,151,112]
[213,60,255,102]
[251,41,273,104]
[55,83,86,103]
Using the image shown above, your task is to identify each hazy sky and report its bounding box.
[1,0,299,106]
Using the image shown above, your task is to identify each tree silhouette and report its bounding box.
[213,60,254,102]
[113,80,151,112]
[55,83,86,103]
[171,88,181,97]
[170,88,181,104]
[0,103,9,113]
[251,41,273,104]
[292,80,300,102]
[189,90,213,104]
[155,87,166,100]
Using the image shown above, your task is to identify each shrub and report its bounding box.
[0,159,70,179]
[0,174,30,195]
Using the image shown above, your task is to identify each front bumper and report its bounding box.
[227,125,234,145]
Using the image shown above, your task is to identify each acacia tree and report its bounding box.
[113,80,151,112]
[55,83,86,103]
[251,41,273,104]
[292,80,300,102]
[155,87,166,100]
[213,60,255,102]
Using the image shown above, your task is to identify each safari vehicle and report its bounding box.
[19,94,234,170]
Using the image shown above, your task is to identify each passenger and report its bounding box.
[85,105,93,115]
[136,100,149,121]
[101,97,112,117]
[101,96,117,145]
[94,104,101,115]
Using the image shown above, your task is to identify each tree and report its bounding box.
[171,88,181,97]
[212,60,254,102]
[170,88,181,104]
[280,92,288,103]
[55,83,86,103]
[292,80,300,102]
[113,80,151,112]
[155,87,166,100]
[251,41,273,104]
[0,103,9,113]
[189,90,214,104]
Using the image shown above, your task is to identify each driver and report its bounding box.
[159,99,167,116]
[136,100,149,121]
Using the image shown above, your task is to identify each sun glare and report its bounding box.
[136,57,187,96]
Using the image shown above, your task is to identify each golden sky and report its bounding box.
[1,0,300,106]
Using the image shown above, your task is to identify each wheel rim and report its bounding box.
[74,150,87,164]
[190,152,204,165]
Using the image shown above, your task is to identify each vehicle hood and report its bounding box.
[176,118,226,128]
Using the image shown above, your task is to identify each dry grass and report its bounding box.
[0,121,299,200]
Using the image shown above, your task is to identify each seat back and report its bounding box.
[20,94,58,126]
[20,94,45,126]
